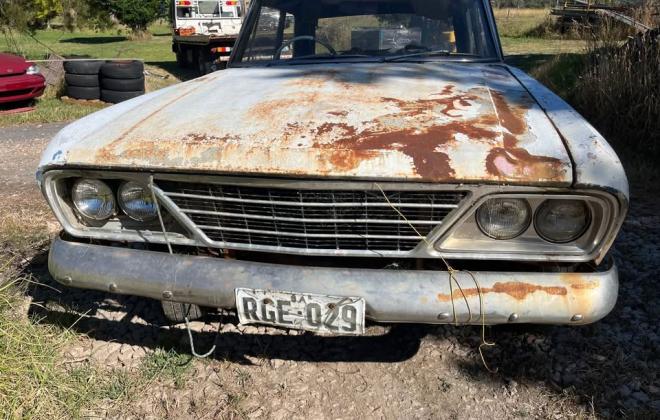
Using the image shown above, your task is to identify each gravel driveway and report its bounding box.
[3,123,658,419]
[0,122,66,208]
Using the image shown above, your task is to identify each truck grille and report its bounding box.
[158,181,467,254]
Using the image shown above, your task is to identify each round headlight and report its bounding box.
[535,199,590,243]
[476,198,531,240]
[118,181,157,221]
[71,179,115,221]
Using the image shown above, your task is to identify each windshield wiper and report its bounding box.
[385,50,477,62]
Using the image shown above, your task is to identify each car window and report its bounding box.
[236,0,496,64]
[244,8,296,61]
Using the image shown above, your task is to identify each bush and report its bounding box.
[98,0,166,37]
[572,26,660,163]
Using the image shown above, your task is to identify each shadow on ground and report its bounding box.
[443,190,659,419]
[145,60,198,82]
[60,36,128,44]
[23,190,659,418]
[504,52,583,73]
[25,251,425,364]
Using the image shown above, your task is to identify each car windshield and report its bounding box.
[232,0,498,65]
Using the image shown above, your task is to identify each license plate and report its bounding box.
[235,288,365,335]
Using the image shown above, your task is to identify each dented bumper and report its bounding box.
[49,235,618,325]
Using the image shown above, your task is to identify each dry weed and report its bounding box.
[572,19,660,165]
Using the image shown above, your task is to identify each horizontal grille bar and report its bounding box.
[164,191,458,208]
[158,180,467,254]
[196,224,424,240]
[181,208,442,225]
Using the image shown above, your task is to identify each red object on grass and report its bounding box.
[0,53,46,105]
[0,106,35,115]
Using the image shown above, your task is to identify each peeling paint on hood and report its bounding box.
[40,62,572,185]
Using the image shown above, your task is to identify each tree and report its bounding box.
[0,0,42,33]
[98,0,165,37]
[0,0,39,53]
[61,0,114,32]
[34,0,62,24]
[0,0,114,37]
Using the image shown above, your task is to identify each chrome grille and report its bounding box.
[158,181,467,253]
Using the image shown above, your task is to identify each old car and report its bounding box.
[39,0,628,334]
[0,53,46,105]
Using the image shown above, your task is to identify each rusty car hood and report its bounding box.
[40,62,573,185]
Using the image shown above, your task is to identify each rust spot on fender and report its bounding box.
[560,273,600,290]
[570,282,599,290]
[436,281,567,302]
[483,90,567,181]
[327,110,348,117]
[485,147,566,181]
[95,132,238,164]
[491,91,528,137]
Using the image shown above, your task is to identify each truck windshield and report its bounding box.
[233,0,497,65]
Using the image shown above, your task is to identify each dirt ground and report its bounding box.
[1,123,658,419]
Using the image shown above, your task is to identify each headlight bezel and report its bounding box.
[433,191,616,262]
[42,170,193,246]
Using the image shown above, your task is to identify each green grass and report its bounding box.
[0,276,194,418]
[0,204,193,417]
[494,8,587,60]
[500,37,586,55]
[141,348,193,390]
[493,8,587,99]
[3,22,174,62]
[0,21,189,127]
[0,228,103,418]
[0,86,108,127]
[494,8,552,38]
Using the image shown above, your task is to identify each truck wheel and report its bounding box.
[196,49,212,76]
[66,85,100,100]
[63,60,105,75]
[100,60,144,79]
[161,301,204,324]
[176,48,188,68]
[214,61,228,71]
[65,73,100,87]
[101,76,145,91]
[101,89,144,104]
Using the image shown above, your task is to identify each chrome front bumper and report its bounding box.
[48,235,618,325]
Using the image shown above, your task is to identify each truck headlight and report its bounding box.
[71,179,115,221]
[118,181,157,221]
[476,198,531,240]
[535,199,590,243]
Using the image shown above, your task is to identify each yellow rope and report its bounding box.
[374,183,431,246]
[467,270,497,373]
[374,183,495,371]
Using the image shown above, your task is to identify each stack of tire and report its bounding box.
[63,60,104,101]
[100,60,145,104]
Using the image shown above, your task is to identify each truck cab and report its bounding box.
[172,0,246,74]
